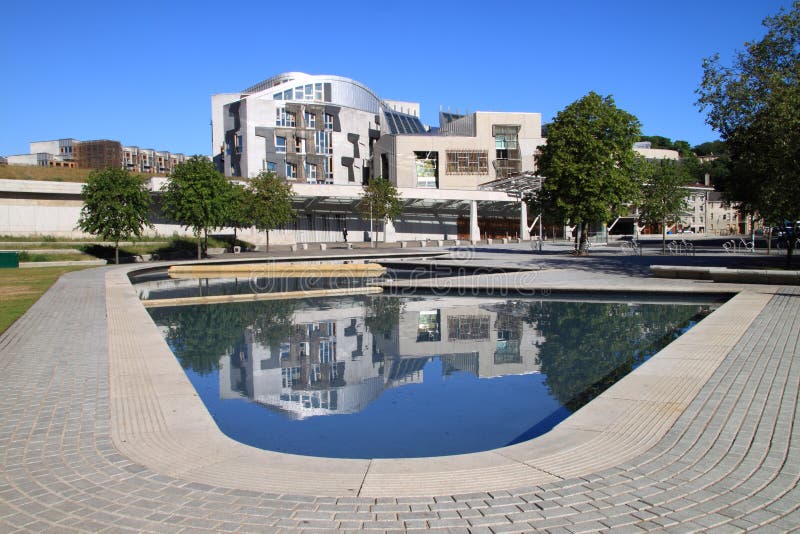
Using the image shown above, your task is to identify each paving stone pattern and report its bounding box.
[1,268,798,532]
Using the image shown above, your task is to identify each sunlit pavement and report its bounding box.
[1,246,798,532]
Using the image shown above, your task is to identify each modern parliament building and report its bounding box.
[211,72,545,244]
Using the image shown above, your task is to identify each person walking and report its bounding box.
[342,226,348,242]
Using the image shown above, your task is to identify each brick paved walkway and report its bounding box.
[1,266,798,532]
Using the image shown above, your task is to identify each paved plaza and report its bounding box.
[0,244,798,532]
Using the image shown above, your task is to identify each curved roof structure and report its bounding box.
[242,72,385,115]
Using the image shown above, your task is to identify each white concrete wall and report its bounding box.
[7,154,39,166]
[211,93,241,160]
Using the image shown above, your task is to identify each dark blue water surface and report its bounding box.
[147,294,721,458]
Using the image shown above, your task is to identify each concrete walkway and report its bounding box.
[1,248,799,532]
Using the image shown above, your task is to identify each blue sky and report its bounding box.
[0,0,792,157]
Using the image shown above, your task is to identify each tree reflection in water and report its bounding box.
[525,301,710,412]
[149,299,296,375]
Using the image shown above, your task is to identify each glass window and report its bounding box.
[315,131,332,155]
[304,111,315,128]
[295,137,305,153]
[315,83,323,100]
[274,92,282,100]
[294,86,303,100]
[283,89,291,100]
[306,162,317,181]
[275,136,286,153]
[305,84,313,99]
[286,162,297,179]
[324,113,333,130]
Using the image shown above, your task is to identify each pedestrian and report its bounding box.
[342,226,348,242]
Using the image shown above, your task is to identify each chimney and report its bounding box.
[704,172,711,187]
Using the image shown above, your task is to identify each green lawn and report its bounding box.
[0,266,92,334]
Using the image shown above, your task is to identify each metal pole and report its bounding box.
[369,202,373,248]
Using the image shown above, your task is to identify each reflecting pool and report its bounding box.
[147,294,722,458]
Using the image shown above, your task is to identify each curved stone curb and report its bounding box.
[106,266,770,497]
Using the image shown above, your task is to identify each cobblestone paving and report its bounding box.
[1,268,798,532]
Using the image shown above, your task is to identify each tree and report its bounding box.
[247,171,295,251]
[359,176,403,244]
[161,156,230,259]
[223,182,253,250]
[536,92,643,254]
[638,160,692,254]
[77,168,152,264]
[697,2,800,265]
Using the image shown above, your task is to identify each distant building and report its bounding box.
[6,138,187,174]
[75,140,122,170]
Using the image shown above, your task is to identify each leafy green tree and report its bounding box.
[161,156,230,259]
[697,1,800,265]
[359,176,403,243]
[638,160,692,253]
[247,171,295,251]
[77,168,152,264]
[223,182,253,250]
[536,92,643,254]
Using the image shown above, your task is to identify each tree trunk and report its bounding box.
[574,224,582,255]
[196,231,202,260]
[662,218,667,255]
[115,240,120,265]
[233,228,238,252]
[265,230,270,252]
[581,222,590,254]
[204,229,208,257]
[767,227,772,256]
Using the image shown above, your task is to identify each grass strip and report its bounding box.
[0,266,93,334]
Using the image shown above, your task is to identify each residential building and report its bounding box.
[6,138,186,174]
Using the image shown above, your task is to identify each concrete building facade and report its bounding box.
[212,72,538,243]
[7,138,187,174]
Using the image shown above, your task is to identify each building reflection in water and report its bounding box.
[218,296,543,419]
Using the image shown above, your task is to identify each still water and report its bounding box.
[147,294,721,458]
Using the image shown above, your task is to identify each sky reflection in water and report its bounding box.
[148,294,718,458]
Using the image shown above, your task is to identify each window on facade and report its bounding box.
[447,315,490,341]
[276,108,295,127]
[235,134,243,154]
[315,131,332,155]
[295,137,305,154]
[275,136,286,153]
[265,161,277,173]
[306,162,317,181]
[325,156,334,181]
[324,113,333,130]
[493,125,521,178]
[319,341,334,363]
[315,83,323,100]
[445,150,488,175]
[286,162,297,179]
[417,311,441,342]
[304,111,315,128]
[414,151,438,188]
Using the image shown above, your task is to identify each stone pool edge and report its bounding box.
[106,263,774,497]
